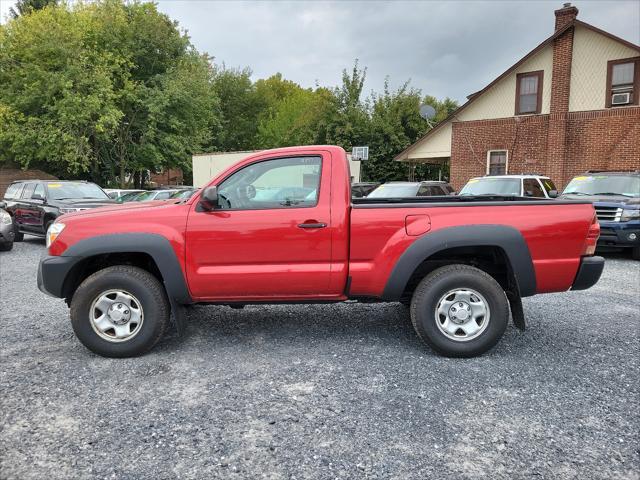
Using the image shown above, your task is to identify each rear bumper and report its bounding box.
[571,256,605,291]
[37,255,78,298]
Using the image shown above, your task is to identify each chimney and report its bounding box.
[555,3,578,31]
[547,3,578,187]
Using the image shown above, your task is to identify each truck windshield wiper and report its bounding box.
[592,192,632,197]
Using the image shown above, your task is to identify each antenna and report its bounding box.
[419,104,437,128]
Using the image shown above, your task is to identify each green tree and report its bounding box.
[9,0,57,18]
[0,0,218,187]
[210,65,262,152]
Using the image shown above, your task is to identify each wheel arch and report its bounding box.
[59,233,191,305]
[382,225,536,302]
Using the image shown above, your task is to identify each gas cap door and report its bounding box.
[405,214,431,236]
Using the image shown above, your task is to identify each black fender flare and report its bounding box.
[61,233,192,304]
[382,225,536,301]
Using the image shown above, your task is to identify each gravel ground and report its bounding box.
[1,238,639,480]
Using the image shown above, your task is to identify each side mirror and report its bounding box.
[200,186,219,211]
[0,201,6,209]
[524,190,534,197]
[548,189,558,198]
[32,194,45,202]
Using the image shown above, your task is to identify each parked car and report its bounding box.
[351,182,380,198]
[367,181,454,198]
[104,189,145,200]
[0,203,15,251]
[116,190,148,203]
[38,145,603,359]
[3,180,115,241]
[132,190,180,202]
[459,175,558,198]
[168,188,199,201]
[562,171,640,259]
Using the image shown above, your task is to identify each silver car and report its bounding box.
[0,203,15,251]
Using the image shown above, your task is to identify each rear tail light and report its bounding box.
[582,213,600,256]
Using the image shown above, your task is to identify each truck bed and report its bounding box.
[348,197,596,299]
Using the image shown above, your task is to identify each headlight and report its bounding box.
[621,208,640,222]
[59,207,79,214]
[0,211,12,225]
[46,222,65,248]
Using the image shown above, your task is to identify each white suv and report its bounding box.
[459,175,558,198]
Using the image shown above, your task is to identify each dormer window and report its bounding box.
[515,71,543,115]
[607,57,639,107]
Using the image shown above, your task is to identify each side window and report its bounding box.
[541,179,557,193]
[4,183,22,199]
[33,183,45,199]
[21,183,36,200]
[417,185,430,196]
[523,179,545,197]
[155,191,172,200]
[217,156,322,210]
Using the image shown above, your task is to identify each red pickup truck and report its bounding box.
[38,146,604,358]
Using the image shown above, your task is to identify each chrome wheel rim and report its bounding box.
[89,289,144,343]
[434,288,490,342]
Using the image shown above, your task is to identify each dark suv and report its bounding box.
[3,180,115,241]
[562,171,640,259]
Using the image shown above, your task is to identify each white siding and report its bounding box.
[458,45,554,121]
[407,122,452,160]
[569,25,639,112]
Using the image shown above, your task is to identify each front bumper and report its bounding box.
[598,220,640,248]
[571,256,605,291]
[37,255,79,298]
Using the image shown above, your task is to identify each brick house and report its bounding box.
[395,3,640,190]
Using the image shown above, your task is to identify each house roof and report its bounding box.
[394,19,640,162]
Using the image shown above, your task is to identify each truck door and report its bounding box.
[185,151,337,300]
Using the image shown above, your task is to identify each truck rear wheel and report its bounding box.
[70,266,169,358]
[410,264,509,357]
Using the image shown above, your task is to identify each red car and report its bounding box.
[38,146,603,358]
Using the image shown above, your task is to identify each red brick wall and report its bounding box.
[0,168,58,198]
[149,168,184,187]
[450,107,640,190]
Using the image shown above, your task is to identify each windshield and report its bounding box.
[367,184,419,198]
[459,178,521,196]
[563,175,640,197]
[46,182,109,200]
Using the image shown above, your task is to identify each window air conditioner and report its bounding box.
[611,92,631,105]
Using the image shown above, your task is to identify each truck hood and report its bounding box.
[53,198,117,209]
[58,199,180,220]
[561,194,640,205]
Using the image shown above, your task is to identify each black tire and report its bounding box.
[13,223,23,242]
[632,246,640,261]
[0,241,13,251]
[410,264,509,358]
[70,266,170,358]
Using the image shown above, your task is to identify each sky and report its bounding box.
[1,0,639,103]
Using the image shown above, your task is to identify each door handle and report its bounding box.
[298,222,327,229]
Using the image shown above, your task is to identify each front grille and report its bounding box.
[594,206,622,222]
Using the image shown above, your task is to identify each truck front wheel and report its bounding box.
[410,264,509,357]
[70,266,170,358]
